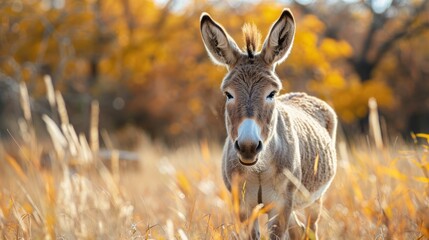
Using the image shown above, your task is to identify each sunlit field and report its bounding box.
[1,0,429,238]
[0,81,428,240]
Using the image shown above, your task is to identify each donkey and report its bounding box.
[200,8,337,240]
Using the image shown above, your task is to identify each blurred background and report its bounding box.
[1,0,428,146]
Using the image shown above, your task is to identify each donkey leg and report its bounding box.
[268,211,285,240]
[304,197,323,240]
[292,211,306,229]
[251,219,260,240]
[268,203,292,239]
[288,211,305,239]
[239,207,260,240]
[268,184,296,240]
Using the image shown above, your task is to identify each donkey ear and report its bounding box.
[200,13,241,67]
[261,9,295,66]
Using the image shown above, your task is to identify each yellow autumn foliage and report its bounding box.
[0,0,398,138]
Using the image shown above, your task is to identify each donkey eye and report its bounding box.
[225,91,234,100]
[267,91,277,100]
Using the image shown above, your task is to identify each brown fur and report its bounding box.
[201,9,337,240]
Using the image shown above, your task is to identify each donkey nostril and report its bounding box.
[234,140,241,151]
[255,141,263,153]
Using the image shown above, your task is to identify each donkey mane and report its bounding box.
[242,23,261,58]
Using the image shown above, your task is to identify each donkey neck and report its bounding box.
[261,104,297,173]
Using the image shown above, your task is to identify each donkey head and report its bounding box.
[200,9,295,166]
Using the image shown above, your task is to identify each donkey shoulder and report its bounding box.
[278,92,337,140]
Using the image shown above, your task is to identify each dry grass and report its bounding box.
[0,80,428,239]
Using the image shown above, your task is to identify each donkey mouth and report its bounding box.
[238,157,258,166]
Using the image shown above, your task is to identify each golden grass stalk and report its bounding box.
[178,228,189,240]
[5,153,27,181]
[313,154,319,176]
[17,182,43,226]
[65,124,81,157]
[304,219,316,240]
[369,97,384,150]
[19,82,31,123]
[283,169,310,199]
[98,163,122,205]
[230,175,243,233]
[176,171,192,199]
[17,83,38,165]
[43,173,56,238]
[200,139,211,162]
[111,149,120,184]
[90,100,99,154]
[44,75,56,108]
[247,203,273,235]
[101,129,114,150]
[61,123,78,157]
[56,91,69,125]
[79,133,92,164]
[42,115,67,159]
[166,219,175,240]
[11,199,29,236]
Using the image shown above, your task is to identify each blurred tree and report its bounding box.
[0,0,428,143]
[294,0,429,133]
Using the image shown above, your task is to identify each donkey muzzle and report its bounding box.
[235,119,263,165]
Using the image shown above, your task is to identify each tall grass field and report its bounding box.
[1,80,428,239]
